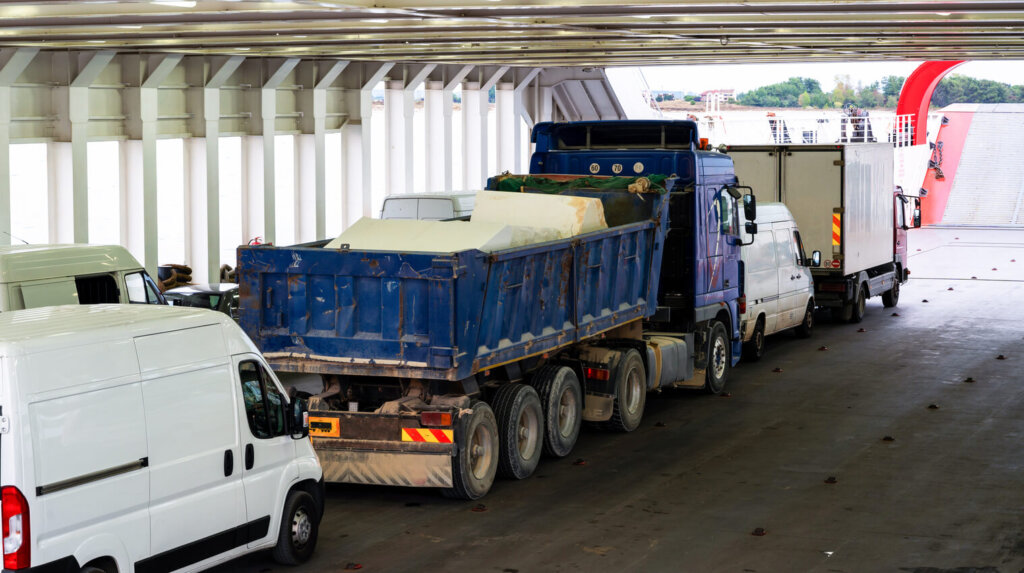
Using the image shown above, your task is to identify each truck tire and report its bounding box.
[849,284,867,323]
[743,317,766,362]
[794,301,814,338]
[493,384,543,480]
[442,403,499,500]
[530,365,582,458]
[272,490,320,565]
[605,349,646,432]
[882,280,900,308]
[704,321,730,395]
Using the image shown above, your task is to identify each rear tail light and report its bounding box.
[2,486,29,570]
[420,411,453,427]
[738,295,747,314]
[584,367,610,381]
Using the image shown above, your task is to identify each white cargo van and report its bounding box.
[0,244,166,310]
[380,192,476,220]
[739,203,820,360]
[0,305,323,572]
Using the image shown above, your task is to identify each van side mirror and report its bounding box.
[290,397,310,439]
[810,250,821,267]
[743,194,757,221]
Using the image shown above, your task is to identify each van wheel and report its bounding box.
[882,280,900,308]
[794,301,814,338]
[605,349,646,432]
[704,321,730,395]
[743,318,766,362]
[493,384,543,480]
[530,365,582,458]
[849,285,867,323]
[272,490,320,565]
[441,403,498,500]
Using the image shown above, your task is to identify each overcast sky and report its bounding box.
[637,60,1024,94]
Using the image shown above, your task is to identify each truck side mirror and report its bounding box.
[290,397,310,440]
[810,250,821,267]
[913,199,922,228]
[743,194,757,221]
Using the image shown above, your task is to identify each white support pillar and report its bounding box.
[261,58,300,246]
[140,54,183,275]
[69,51,115,244]
[539,86,556,122]
[496,82,516,174]
[385,80,406,195]
[313,61,347,240]
[184,138,208,283]
[438,65,473,192]
[461,81,483,191]
[358,63,394,217]
[0,48,37,246]
[121,141,144,260]
[203,56,244,281]
[342,124,362,226]
[242,135,263,244]
[296,134,316,243]
[402,64,435,194]
[424,81,445,192]
[47,142,73,244]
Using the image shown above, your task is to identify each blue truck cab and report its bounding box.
[530,119,752,368]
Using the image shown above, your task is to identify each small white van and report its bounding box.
[0,244,166,310]
[380,192,477,220]
[740,203,820,360]
[0,305,323,572]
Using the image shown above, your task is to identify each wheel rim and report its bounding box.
[556,385,578,438]
[624,364,643,414]
[804,305,813,329]
[892,282,900,300]
[291,507,312,548]
[755,328,765,355]
[516,403,540,460]
[858,291,866,314]
[469,417,495,480]
[712,336,727,380]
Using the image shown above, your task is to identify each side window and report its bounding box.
[717,191,739,236]
[792,230,809,265]
[238,360,287,439]
[125,272,162,304]
[773,229,797,266]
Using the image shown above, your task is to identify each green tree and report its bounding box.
[882,76,905,100]
[737,76,826,108]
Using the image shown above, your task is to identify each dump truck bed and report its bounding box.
[238,187,669,381]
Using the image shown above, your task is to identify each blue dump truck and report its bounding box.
[237,124,754,500]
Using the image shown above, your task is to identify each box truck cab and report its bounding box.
[0,305,323,572]
[739,203,819,360]
[0,244,166,310]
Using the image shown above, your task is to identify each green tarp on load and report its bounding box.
[489,174,669,195]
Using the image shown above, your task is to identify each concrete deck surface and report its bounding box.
[222,227,1024,573]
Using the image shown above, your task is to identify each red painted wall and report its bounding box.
[920,111,974,225]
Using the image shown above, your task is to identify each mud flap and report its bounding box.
[317,450,453,488]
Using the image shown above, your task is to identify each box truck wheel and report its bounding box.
[530,365,583,458]
[272,490,320,565]
[743,317,766,362]
[704,321,730,395]
[605,349,646,432]
[442,403,499,500]
[493,383,543,480]
[849,285,867,323]
[794,301,814,339]
[882,280,900,308]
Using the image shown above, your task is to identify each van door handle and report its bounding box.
[245,444,254,470]
[224,450,234,477]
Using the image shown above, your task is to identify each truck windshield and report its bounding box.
[552,123,697,150]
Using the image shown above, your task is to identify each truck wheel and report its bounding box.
[493,384,543,480]
[442,403,498,500]
[530,365,582,458]
[605,349,646,432]
[272,490,320,565]
[794,301,814,338]
[882,280,900,308]
[849,285,867,323]
[743,318,766,362]
[704,321,730,395]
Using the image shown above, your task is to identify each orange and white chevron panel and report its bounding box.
[401,428,454,443]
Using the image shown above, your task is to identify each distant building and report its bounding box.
[701,89,735,113]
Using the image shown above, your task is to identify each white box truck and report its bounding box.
[727,143,919,323]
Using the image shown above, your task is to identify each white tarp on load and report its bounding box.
[470,190,608,238]
[325,218,562,253]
